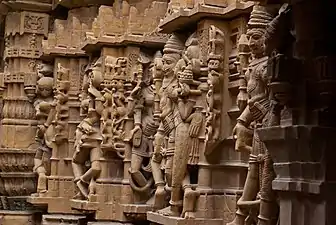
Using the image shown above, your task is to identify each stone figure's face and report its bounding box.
[163,54,177,76]
[39,85,53,97]
[37,77,53,97]
[248,31,265,56]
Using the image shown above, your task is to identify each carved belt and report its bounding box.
[162,113,175,135]
[143,122,159,137]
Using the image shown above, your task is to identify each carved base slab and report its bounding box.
[0,210,41,225]
[28,196,81,214]
[87,222,133,225]
[147,211,223,225]
[122,203,153,221]
[42,214,87,225]
[70,199,98,212]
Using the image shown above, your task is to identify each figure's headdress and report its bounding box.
[163,34,184,58]
[247,5,278,36]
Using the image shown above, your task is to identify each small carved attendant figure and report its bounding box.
[33,65,54,196]
[72,58,104,200]
[53,64,70,143]
[205,26,225,154]
[228,5,278,225]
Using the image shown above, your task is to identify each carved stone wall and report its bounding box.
[0,1,296,225]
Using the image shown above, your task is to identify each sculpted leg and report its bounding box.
[257,151,278,225]
[129,154,147,187]
[170,123,189,216]
[72,145,90,199]
[82,147,101,183]
[181,172,199,219]
[151,155,166,210]
[34,149,47,194]
[228,154,260,225]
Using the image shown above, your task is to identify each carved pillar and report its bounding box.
[0,4,50,217]
[26,4,96,224]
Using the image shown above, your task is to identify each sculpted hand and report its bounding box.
[237,91,248,112]
[189,112,203,138]
[179,83,190,97]
[233,122,253,152]
[131,85,141,97]
[37,124,47,137]
[81,121,93,134]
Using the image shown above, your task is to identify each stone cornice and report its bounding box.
[159,1,254,33]
[1,0,52,13]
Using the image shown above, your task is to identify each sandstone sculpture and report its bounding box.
[228,5,279,225]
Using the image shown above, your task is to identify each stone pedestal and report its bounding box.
[42,214,87,225]
[258,125,336,225]
[0,210,41,225]
[147,212,223,225]
[87,222,132,225]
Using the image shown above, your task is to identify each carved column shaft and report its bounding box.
[0,10,49,210]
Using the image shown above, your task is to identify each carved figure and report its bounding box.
[228,5,278,225]
[72,58,104,200]
[167,34,203,218]
[128,52,158,196]
[33,64,54,195]
[151,33,204,218]
[204,26,225,155]
[53,64,70,144]
[151,35,184,210]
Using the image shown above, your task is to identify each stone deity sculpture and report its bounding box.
[228,5,278,225]
[72,58,104,200]
[151,33,203,218]
[151,35,185,210]
[33,64,54,195]
[128,52,159,196]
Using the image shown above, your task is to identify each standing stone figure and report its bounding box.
[228,5,278,225]
[72,58,104,200]
[128,52,158,195]
[33,64,54,196]
[151,34,184,210]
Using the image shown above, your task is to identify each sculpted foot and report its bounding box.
[227,214,246,225]
[157,206,180,217]
[76,180,89,199]
[181,187,199,218]
[183,211,195,219]
[73,192,85,200]
[153,185,167,210]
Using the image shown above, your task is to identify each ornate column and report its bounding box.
[27,2,101,225]
[0,1,51,224]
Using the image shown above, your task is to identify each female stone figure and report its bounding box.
[228,5,278,225]
[33,65,54,195]
[128,52,159,195]
[72,58,104,200]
